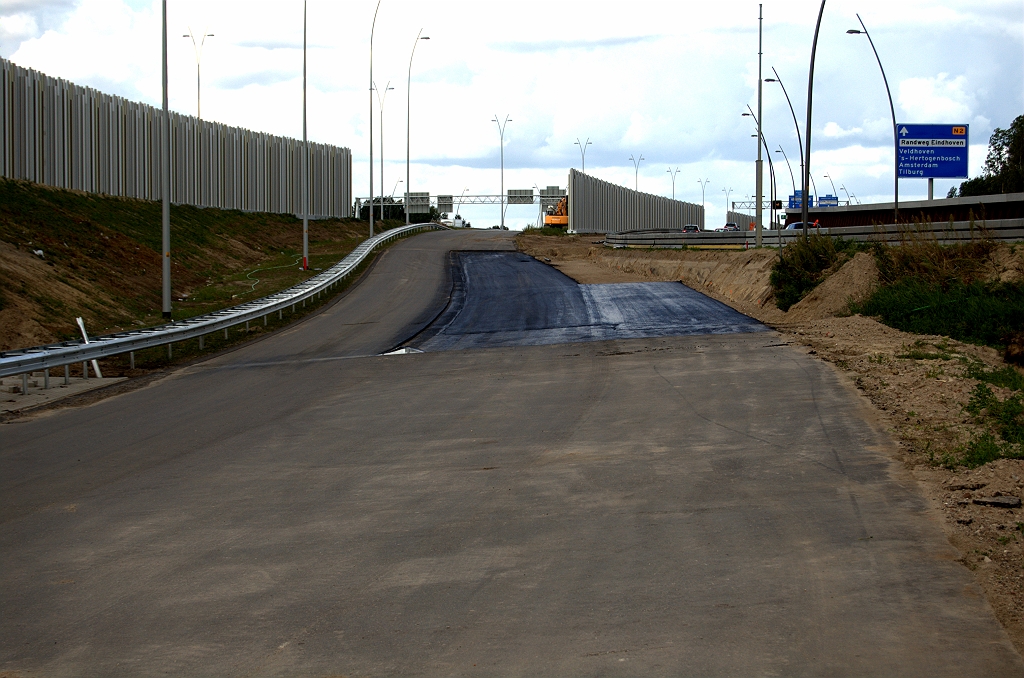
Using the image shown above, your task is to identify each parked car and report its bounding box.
[682,224,700,233]
[722,222,740,231]
[785,222,804,230]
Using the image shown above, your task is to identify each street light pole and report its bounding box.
[801,0,827,239]
[823,172,837,197]
[301,1,308,270]
[161,0,171,319]
[848,14,898,223]
[457,187,468,223]
[839,183,851,204]
[368,0,381,237]
[722,186,732,224]
[493,115,511,229]
[744,107,777,235]
[698,178,710,230]
[755,2,764,246]
[375,80,394,225]
[574,137,592,173]
[765,69,806,231]
[182,28,213,119]
[406,29,429,225]
[629,154,644,230]
[667,167,679,200]
[629,154,643,191]
[775,147,796,194]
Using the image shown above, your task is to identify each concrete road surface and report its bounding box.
[2,229,1021,676]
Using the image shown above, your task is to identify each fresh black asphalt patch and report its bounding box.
[408,251,768,351]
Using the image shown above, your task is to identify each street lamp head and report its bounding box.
[421,36,430,40]
[847,29,863,34]
[742,112,751,116]
[764,78,777,82]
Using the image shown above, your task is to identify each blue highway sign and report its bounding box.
[897,123,968,178]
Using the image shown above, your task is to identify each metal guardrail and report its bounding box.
[0,223,446,378]
[604,218,1024,248]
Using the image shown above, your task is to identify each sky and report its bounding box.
[1,0,1022,229]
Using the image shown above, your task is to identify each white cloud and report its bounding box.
[898,73,975,123]
[822,122,862,138]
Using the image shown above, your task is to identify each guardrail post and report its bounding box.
[199,335,204,350]
[224,329,228,339]
[167,344,172,359]
[278,310,282,320]
[64,364,69,385]
[245,321,250,332]
[130,352,135,369]
[44,368,49,389]
[263,315,267,326]
[292,304,296,313]
[83,361,89,379]
[22,373,27,395]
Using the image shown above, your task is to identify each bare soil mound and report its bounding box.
[785,251,879,322]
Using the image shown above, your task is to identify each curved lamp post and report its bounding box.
[744,107,778,238]
[575,138,592,173]
[848,14,898,223]
[799,0,827,239]
[406,29,429,224]
[722,186,733,223]
[823,171,837,197]
[775,147,796,194]
[493,115,511,229]
[765,67,810,236]
[839,183,851,204]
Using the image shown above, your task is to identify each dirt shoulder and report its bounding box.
[518,232,1024,652]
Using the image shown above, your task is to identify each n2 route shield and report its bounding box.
[897,123,969,179]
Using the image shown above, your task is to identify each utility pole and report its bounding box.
[161,0,171,319]
[755,3,764,246]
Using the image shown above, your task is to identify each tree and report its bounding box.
[951,115,1024,197]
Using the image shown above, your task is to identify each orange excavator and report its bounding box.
[544,196,568,227]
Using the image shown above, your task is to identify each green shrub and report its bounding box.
[852,279,1024,348]
[770,234,860,311]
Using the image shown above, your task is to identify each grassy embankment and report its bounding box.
[770,230,1024,467]
[0,178,408,372]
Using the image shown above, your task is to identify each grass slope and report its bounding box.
[0,178,395,350]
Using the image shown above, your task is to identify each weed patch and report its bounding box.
[853,279,1024,348]
[770,234,863,311]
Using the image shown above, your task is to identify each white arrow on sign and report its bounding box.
[900,127,909,136]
